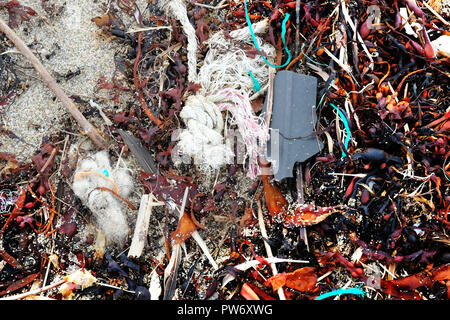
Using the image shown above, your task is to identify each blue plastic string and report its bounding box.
[244,0,291,68]
[100,169,110,178]
[248,70,261,91]
[330,103,351,158]
[315,287,366,300]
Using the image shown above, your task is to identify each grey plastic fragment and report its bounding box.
[263,71,321,181]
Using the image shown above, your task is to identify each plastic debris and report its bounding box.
[314,287,366,300]
[264,70,321,181]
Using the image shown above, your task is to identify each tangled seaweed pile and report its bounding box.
[0,0,449,301]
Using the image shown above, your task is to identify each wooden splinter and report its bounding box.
[128,194,164,258]
[0,18,108,149]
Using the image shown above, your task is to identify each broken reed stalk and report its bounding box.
[296,164,310,252]
[0,18,108,149]
[257,199,286,300]
[0,279,67,300]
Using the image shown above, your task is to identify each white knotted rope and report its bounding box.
[162,6,275,178]
[175,94,234,171]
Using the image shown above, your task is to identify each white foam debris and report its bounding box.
[72,150,133,245]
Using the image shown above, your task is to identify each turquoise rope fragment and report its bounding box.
[330,103,351,158]
[315,287,366,300]
[248,70,261,91]
[244,0,291,68]
[100,169,109,178]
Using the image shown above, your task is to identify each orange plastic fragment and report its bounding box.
[170,211,198,245]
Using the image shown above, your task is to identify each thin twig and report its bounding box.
[294,0,301,57]
[126,26,171,33]
[340,0,374,70]
[194,1,227,10]
[423,1,449,25]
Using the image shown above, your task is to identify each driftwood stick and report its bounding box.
[0,18,108,149]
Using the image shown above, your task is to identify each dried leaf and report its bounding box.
[0,0,36,28]
[262,175,289,220]
[59,282,78,299]
[171,211,198,244]
[0,273,39,297]
[48,254,59,271]
[0,249,18,268]
[64,268,97,288]
[265,267,317,292]
[240,283,260,300]
[222,258,309,287]
[59,268,97,299]
[31,143,57,194]
[378,264,450,300]
[91,13,111,27]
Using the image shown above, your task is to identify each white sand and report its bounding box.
[0,0,117,161]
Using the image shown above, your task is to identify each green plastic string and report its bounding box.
[301,43,328,67]
[248,70,261,91]
[317,78,336,109]
[244,0,291,68]
[330,103,351,158]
